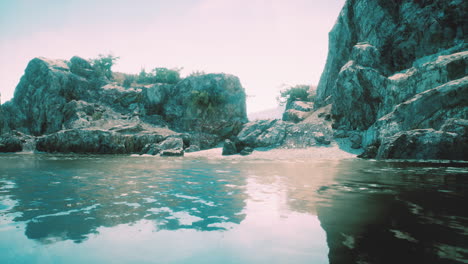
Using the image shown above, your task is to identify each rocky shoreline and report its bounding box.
[1,0,467,161]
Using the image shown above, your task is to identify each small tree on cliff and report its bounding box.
[277,84,312,106]
[91,54,120,80]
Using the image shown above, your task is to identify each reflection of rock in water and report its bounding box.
[316,163,468,264]
[0,156,247,243]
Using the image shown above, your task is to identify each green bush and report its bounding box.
[136,67,182,84]
[277,84,313,106]
[123,75,135,88]
[191,90,226,114]
[91,54,119,80]
[188,70,206,77]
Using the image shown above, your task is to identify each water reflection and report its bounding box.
[316,161,468,264]
[0,155,248,244]
[0,154,467,263]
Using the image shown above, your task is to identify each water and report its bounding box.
[0,154,467,264]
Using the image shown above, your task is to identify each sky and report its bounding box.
[0,0,345,113]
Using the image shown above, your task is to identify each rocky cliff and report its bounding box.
[0,56,247,154]
[316,0,467,160]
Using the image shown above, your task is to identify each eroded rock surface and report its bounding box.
[315,0,467,160]
[1,57,248,154]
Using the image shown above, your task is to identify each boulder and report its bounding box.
[282,120,333,148]
[141,143,160,155]
[237,119,289,148]
[222,139,237,155]
[0,134,22,152]
[376,129,467,160]
[158,137,183,151]
[186,132,220,150]
[140,137,184,156]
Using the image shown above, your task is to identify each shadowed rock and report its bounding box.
[222,139,237,155]
[315,0,467,160]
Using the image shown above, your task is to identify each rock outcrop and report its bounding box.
[282,101,314,123]
[376,128,467,160]
[163,74,247,137]
[316,0,468,160]
[36,129,166,154]
[237,119,289,148]
[235,105,333,150]
[0,134,23,152]
[1,56,248,154]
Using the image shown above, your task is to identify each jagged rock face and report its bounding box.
[317,0,467,160]
[317,0,467,103]
[4,57,96,135]
[163,74,248,137]
[363,76,468,146]
[3,56,248,153]
[377,129,467,160]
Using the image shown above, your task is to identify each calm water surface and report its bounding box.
[0,154,467,264]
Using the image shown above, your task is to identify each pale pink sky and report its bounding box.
[0,0,345,113]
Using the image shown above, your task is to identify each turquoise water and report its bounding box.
[0,154,467,263]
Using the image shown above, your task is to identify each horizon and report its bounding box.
[0,0,345,113]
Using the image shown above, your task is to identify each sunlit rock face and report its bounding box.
[3,57,96,136]
[1,57,248,153]
[316,0,468,160]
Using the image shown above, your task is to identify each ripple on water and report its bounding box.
[317,182,397,195]
[173,194,215,207]
[31,204,101,221]
[147,207,203,226]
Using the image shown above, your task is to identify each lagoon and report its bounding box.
[0,154,467,263]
